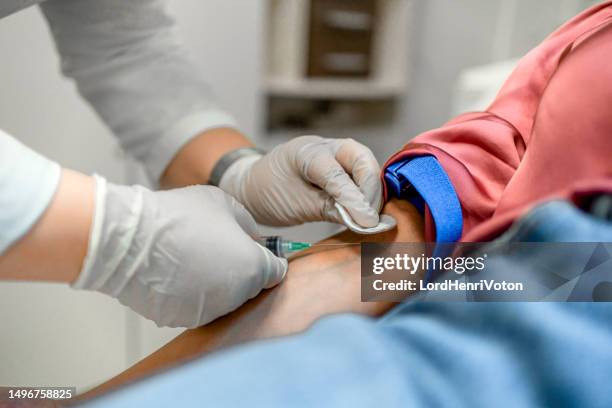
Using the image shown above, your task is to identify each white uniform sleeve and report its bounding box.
[39,0,238,182]
[0,129,61,254]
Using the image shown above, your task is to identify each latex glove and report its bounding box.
[73,176,287,328]
[220,136,382,227]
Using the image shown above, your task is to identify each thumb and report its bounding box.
[224,192,287,288]
[225,193,261,238]
[255,242,288,289]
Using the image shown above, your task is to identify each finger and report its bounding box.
[300,148,379,227]
[255,243,288,289]
[333,139,383,212]
[225,194,260,238]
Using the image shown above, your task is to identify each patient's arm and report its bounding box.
[85,199,423,397]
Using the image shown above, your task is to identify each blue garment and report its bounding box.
[86,200,612,408]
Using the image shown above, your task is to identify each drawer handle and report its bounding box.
[324,10,372,31]
[323,53,368,72]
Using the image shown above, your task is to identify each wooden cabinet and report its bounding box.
[307,0,376,77]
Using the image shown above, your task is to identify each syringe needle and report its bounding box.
[310,242,361,247]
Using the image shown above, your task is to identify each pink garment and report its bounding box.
[384,2,612,242]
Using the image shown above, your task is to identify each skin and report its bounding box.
[0,168,93,283]
[159,127,252,189]
[81,199,424,399]
[0,128,251,283]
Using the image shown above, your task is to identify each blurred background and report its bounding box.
[0,0,600,392]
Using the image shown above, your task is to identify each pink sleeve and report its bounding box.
[383,2,612,239]
[383,113,523,236]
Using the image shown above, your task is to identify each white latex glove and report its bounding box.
[73,176,287,328]
[220,136,383,227]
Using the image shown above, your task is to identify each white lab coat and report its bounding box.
[0,0,237,253]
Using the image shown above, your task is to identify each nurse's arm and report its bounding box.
[84,199,424,398]
[0,169,93,284]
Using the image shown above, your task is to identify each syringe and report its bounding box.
[258,236,312,258]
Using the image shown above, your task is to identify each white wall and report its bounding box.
[403,0,596,137]
[167,0,265,140]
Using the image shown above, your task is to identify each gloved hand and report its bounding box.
[219,136,382,227]
[73,176,287,328]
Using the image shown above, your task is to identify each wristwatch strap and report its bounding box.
[208,147,264,186]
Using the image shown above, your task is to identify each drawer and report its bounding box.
[307,0,376,78]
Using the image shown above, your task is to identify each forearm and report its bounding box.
[84,199,424,398]
[0,169,93,283]
[160,128,252,188]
